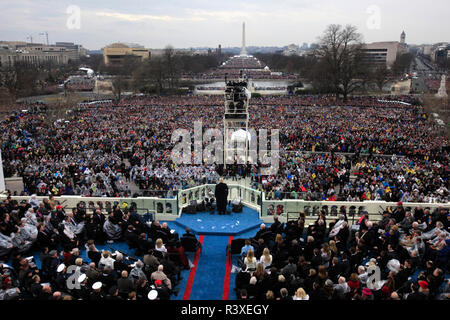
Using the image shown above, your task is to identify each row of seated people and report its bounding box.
[0,196,202,300]
[231,205,449,300]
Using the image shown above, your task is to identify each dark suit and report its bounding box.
[124,230,139,248]
[156,286,171,300]
[328,263,342,282]
[37,230,55,249]
[88,251,102,266]
[117,277,135,296]
[281,263,297,279]
[30,282,43,299]
[215,182,229,214]
[270,220,283,234]
[181,232,201,251]
[310,254,323,269]
[407,292,427,300]
[182,232,197,241]
[336,227,349,252]
[114,260,131,274]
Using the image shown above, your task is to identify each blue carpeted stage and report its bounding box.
[6,205,266,301]
[173,205,263,236]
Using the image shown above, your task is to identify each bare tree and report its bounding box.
[112,76,128,101]
[0,86,14,111]
[164,45,180,90]
[315,24,367,102]
[107,55,140,100]
[132,49,182,95]
[305,58,335,93]
[153,56,167,94]
[371,65,392,92]
[0,61,39,98]
[392,53,414,76]
[132,57,166,95]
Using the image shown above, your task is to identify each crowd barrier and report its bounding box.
[2,185,448,225]
[0,194,178,221]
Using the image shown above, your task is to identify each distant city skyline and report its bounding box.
[1,0,449,50]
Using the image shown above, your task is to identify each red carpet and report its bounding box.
[182,235,205,300]
[222,235,234,300]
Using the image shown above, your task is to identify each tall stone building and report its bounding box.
[103,43,150,65]
[0,41,87,67]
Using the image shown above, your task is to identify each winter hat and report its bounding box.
[362,287,372,296]
[154,279,163,286]
[418,281,428,289]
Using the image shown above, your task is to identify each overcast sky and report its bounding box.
[1,0,449,50]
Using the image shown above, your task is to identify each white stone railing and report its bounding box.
[261,197,449,224]
[177,184,262,215]
[2,186,448,225]
[0,194,179,221]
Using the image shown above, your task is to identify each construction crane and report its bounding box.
[39,31,49,45]
[26,35,33,43]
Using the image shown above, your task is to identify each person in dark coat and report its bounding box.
[49,206,65,229]
[235,268,251,292]
[309,281,328,300]
[124,225,139,249]
[117,270,135,298]
[86,216,102,242]
[37,224,56,249]
[215,178,229,215]
[154,279,171,300]
[270,216,284,235]
[181,228,202,251]
[407,282,427,300]
[46,250,61,280]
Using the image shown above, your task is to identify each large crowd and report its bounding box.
[191,73,297,81]
[234,205,449,300]
[0,92,448,301]
[0,194,447,300]
[252,151,449,203]
[0,194,201,300]
[64,76,96,92]
[0,94,448,203]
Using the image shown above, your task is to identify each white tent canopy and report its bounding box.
[230,129,252,143]
[79,67,94,78]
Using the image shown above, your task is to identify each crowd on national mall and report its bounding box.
[0,93,449,300]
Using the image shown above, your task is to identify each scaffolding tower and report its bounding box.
[223,71,251,168]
